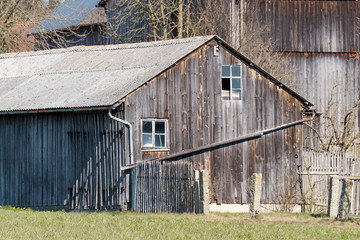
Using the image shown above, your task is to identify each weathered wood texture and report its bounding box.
[302,149,360,209]
[239,0,360,149]
[283,53,360,149]
[124,39,304,204]
[0,111,127,209]
[133,161,194,213]
[243,0,360,53]
[296,53,359,102]
[285,53,360,109]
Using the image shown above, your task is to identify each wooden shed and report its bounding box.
[0,36,315,209]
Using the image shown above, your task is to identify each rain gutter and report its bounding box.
[121,110,317,171]
[0,107,110,115]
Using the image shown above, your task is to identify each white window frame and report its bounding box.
[141,119,169,151]
[221,65,242,101]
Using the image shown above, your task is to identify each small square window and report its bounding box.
[221,65,242,100]
[232,78,241,89]
[232,65,241,76]
[141,119,168,150]
[221,78,230,100]
[222,66,231,77]
[155,121,165,133]
[142,121,152,133]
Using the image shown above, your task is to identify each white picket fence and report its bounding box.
[301,149,360,215]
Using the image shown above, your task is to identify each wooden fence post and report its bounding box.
[194,170,200,213]
[194,170,209,214]
[131,167,137,212]
[337,179,353,220]
[250,173,262,217]
[200,170,209,215]
[328,175,340,217]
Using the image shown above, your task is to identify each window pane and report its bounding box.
[222,66,230,77]
[142,121,152,133]
[232,78,241,89]
[155,135,165,147]
[155,121,165,133]
[231,90,241,100]
[142,134,153,147]
[221,78,230,100]
[232,65,241,76]
[222,78,230,90]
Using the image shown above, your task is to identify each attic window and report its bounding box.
[221,65,241,100]
[141,119,168,151]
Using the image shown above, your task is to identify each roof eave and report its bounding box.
[0,106,111,115]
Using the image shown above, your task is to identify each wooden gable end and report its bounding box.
[124,39,304,204]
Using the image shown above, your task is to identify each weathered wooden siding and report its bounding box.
[282,53,360,142]
[0,111,126,209]
[133,161,194,213]
[243,0,360,53]
[124,39,304,204]
[285,53,360,109]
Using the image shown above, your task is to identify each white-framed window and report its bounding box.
[221,65,242,100]
[141,119,168,150]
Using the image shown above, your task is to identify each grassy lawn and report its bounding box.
[0,207,359,239]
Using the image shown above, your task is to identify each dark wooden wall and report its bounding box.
[240,0,360,143]
[244,0,360,53]
[105,0,152,44]
[0,111,126,209]
[34,25,105,50]
[124,40,304,204]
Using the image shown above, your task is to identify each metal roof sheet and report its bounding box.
[0,36,214,112]
[29,0,101,34]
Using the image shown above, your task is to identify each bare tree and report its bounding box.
[0,0,95,53]
[105,0,297,90]
[0,0,51,53]
[106,0,192,42]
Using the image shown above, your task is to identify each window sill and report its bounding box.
[141,148,170,152]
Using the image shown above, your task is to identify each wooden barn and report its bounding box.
[0,36,315,210]
[241,0,360,119]
[29,0,152,49]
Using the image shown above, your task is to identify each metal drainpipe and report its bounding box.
[108,107,134,166]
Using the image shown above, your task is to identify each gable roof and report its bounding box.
[29,0,104,35]
[0,36,313,113]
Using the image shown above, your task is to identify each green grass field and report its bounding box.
[0,206,359,239]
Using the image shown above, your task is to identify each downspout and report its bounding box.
[121,109,317,170]
[108,106,134,166]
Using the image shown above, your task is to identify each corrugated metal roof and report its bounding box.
[29,0,102,34]
[0,36,313,113]
[0,36,215,112]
